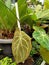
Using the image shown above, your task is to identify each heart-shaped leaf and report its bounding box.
[12,28,32,64]
[33,26,49,51]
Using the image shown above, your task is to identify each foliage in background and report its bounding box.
[5,0,12,9]
[32,0,49,63]
[30,41,40,56]
[18,0,49,26]
[0,0,16,31]
[0,57,16,65]
[0,0,49,31]
[33,26,49,51]
[44,0,49,9]
[0,0,49,64]
[18,0,35,26]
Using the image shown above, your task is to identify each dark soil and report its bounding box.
[0,24,33,39]
[0,30,14,39]
[18,57,34,65]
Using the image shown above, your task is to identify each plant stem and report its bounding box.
[41,61,46,65]
[15,2,21,30]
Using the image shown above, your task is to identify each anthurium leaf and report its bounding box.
[0,0,16,31]
[33,26,49,50]
[12,28,32,64]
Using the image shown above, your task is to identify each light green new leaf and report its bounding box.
[36,9,49,19]
[5,0,11,9]
[33,26,49,50]
[12,28,32,64]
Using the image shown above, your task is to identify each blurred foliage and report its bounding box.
[30,41,40,56]
[0,0,16,31]
[0,57,16,65]
[5,0,12,9]
[44,0,49,9]
[40,46,49,64]
[0,0,49,64]
[0,0,49,30]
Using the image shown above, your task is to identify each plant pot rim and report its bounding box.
[0,39,13,44]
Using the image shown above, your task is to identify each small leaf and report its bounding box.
[12,28,32,64]
[33,26,49,50]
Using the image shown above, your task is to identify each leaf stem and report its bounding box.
[15,2,21,30]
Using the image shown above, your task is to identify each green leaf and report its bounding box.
[18,0,35,26]
[33,26,49,50]
[40,46,49,64]
[36,9,49,20]
[30,41,39,56]
[0,57,16,65]
[31,0,39,4]
[5,0,12,9]
[12,28,32,64]
[44,0,49,9]
[20,12,37,26]
[0,0,16,31]
[18,0,27,18]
